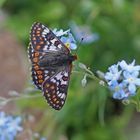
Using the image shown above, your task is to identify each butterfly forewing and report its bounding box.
[42,65,72,110]
[30,22,69,54]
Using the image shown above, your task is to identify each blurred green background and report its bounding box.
[1,0,140,140]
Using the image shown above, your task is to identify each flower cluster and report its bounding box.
[53,28,77,50]
[0,112,23,140]
[104,60,140,99]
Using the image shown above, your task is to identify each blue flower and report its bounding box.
[69,21,99,44]
[0,112,23,140]
[123,71,140,94]
[0,112,7,127]
[109,81,128,99]
[60,32,77,50]
[105,60,140,99]
[53,28,77,50]
[119,60,140,73]
[40,137,47,140]
[104,64,122,85]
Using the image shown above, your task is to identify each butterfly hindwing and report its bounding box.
[42,65,72,110]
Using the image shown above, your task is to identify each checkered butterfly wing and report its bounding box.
[28,22,73,110]
[42,65,72,110]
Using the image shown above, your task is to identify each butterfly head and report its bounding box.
[68,54,77,63]
[73,54,77,61]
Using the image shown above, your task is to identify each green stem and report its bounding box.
[98,91,106,126]
[72,70,108,88]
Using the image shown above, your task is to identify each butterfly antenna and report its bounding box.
[75,37,84,54]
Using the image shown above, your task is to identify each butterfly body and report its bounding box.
[39,53,77,68]
[28,22,77,110]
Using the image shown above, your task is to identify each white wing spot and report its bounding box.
[51,38,57,44]
[55,73,63,80]
[45,70,48,74]
[34,76,38,80]
[58,44,62,49]
[64,72,68,77]
[42,34,45,37]
[51,79,56,83]
[58,93,62,97]
[61,80,67,85]
[44,28,49,34]
[61,101,64,105]
[42,32,47,35]
[43,45,48,51]
[49,45,57,51]
[61,94,66,99]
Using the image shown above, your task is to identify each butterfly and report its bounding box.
[28,22,77,110]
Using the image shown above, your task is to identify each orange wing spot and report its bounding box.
[50,86,55,90]
[36,45,41,50]
[53,98,57,102]
[39,80,43,83]
[33,57,38,63]
[36,30,40,34]
[56,100,60,104]
[37,34,40,37]
[34,65,39,70]
[33,37,36,40]
[34,52,39,57]
[40,41,44,45]
[36,70,43,75]
[38,75,43,79]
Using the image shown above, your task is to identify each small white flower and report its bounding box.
[105,64,122,82]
